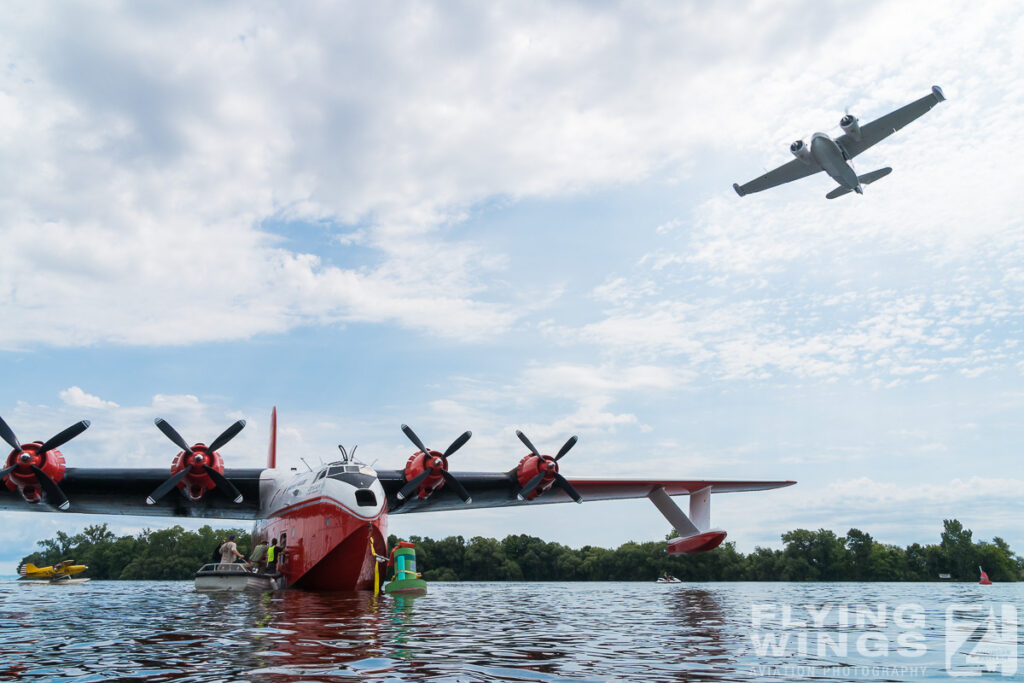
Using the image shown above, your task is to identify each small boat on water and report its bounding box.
[656,575,681,584]
[194,563,283,591]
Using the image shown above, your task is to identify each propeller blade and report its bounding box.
[442,470,472,504]
[401,424,430,454]
[554,435,578,461]
[553,472,583,503]
[515,429,541,458]
[155,418,194,455]
[397,469,431,501]
[146,464,193,505]
[0,415,21,452]
[30,464,70,510]
[204,465,243,503]
[442,430,472,458]
[208,420,246,453]
[0,464,15,479]
[38,420,91,454]
[517,470,547,501]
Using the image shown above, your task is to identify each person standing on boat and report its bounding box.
[266,538,280,574]
[250,540,268,572]
[220,534,245,564]
[211,538,226,563]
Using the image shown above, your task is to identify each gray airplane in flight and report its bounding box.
[733,85,945,199]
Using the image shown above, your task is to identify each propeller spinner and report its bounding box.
[147,418,246,505]
[514,429,582,503]
[0,415,90,511]
[397,424,473,503]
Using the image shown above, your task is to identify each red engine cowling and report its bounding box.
[401,450,447,501]
[395,425,473,504]
[0,417,90,510]
[3,442,67,504]
[512,430,582,503]
[167,445,228,501]
[514,453,558,501]
[147,418,245,505]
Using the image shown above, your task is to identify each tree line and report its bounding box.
[18,519,1021,582]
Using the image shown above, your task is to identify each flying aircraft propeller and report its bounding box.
[147,418,246,505]
[514,429,582,503]
[397,424,473,503]
[0,415,90,511]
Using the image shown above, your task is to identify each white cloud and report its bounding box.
[59,386,119,409]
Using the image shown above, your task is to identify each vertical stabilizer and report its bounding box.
[267,407,277,469]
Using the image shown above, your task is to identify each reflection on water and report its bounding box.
[1,580,1022,681]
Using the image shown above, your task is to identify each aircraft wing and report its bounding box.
[733,158,820,196]
[837,86,946,159]
[0,467,266,520]
[377,470,796,514]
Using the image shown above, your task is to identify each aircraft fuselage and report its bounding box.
[253,462,388,591]
[809,133,861,194]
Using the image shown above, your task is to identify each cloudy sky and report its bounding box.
[2,1,1023,573]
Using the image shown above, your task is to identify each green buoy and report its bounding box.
[384,542,427,596]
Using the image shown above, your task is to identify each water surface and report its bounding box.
[1,580,1021,681]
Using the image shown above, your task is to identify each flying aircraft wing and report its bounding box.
[0,467,266,519]
[377,470,796,513]
[732,158,820,196]
[836,86,946,159]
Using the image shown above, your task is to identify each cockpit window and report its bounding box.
[325,468,377,489]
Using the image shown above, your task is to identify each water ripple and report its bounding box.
[2,580,1023,681]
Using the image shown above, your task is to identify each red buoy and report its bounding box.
[979,566,992,585]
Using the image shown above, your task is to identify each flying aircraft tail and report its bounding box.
[18,563,35,576]
[826,167,893,199]
[647,487,728,555]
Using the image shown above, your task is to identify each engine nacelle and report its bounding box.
[790,139,811,164]
[514,454,558,501]
[168,446,227,501]
[400,451,447,500]
[840,114,861,141]
[3,443,67,504]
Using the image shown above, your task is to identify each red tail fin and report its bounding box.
[267,407,277,469]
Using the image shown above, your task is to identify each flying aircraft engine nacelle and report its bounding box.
[789,139,812,164]
[840,114,861,141]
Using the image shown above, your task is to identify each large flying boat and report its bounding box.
[1,410,794,590]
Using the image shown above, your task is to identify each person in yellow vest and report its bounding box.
[266,538,280,575]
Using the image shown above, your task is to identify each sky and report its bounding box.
[2,1,1023,574]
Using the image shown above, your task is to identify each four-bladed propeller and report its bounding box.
[0,415,90,511]
[397,424,473,503]
[147,418,246,505]
[515,429,582,503]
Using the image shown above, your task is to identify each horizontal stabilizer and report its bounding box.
[858,166,892,185]
[826,167,893,199]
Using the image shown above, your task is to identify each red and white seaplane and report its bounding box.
[0,409,794,590]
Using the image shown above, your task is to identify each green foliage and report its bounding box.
[22,519,1024,582]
